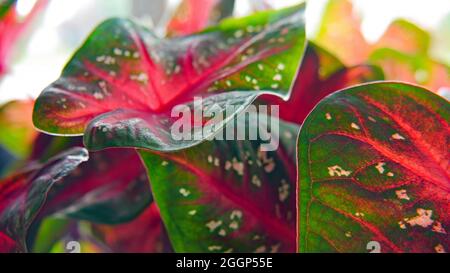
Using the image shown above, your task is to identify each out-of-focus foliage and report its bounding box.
[314,0,449,92]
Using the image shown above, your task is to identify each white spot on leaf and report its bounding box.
[328,165,352,177]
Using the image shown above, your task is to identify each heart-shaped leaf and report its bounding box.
[261,43,384,124]
[166,0,235,37]
[298,82,449,253]
[140,112,299,253]
[33,3,306,152]
[0,147,88,252]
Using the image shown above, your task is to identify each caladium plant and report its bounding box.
[0,0,448,254]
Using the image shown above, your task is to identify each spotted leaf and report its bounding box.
[0,147,88,252]
[140,112,299,253]
[33,3,306,152]
[261,43,384,124]
[298,82,450,253]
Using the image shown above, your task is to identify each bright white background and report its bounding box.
[0,0,448,104]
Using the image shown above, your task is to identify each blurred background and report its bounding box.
[0,0,449,104]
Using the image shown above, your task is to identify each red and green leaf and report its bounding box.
[33,3,306,152]
[298,82,449,253]
[140,113,299,253]
[0,147,88,252]
[261,43,384,124]
[166,0,235,37]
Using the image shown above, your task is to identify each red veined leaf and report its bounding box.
[33,3,306,152]
[261,43,384,124]
[369,48,450,92]
[0,147,88,252]
[0,100,38,158]
[166,0,235,37]
[298,82,449,253]
[140,112,299,253]
[0,0,48,76]
[91,203,172,253]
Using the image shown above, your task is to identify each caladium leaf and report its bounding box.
[0,0,47,76]
[261,43,384,124]
[140,113,299,253]
[33,3,306,152]
[91,203,172,253]
[298,82,449,253]
[166,0,235,37]
[0,147,88,252]
[369,48,450,92]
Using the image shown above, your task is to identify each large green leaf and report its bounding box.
[298,82,449,253]
[140,112,299,253]
[33,3,306,152]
